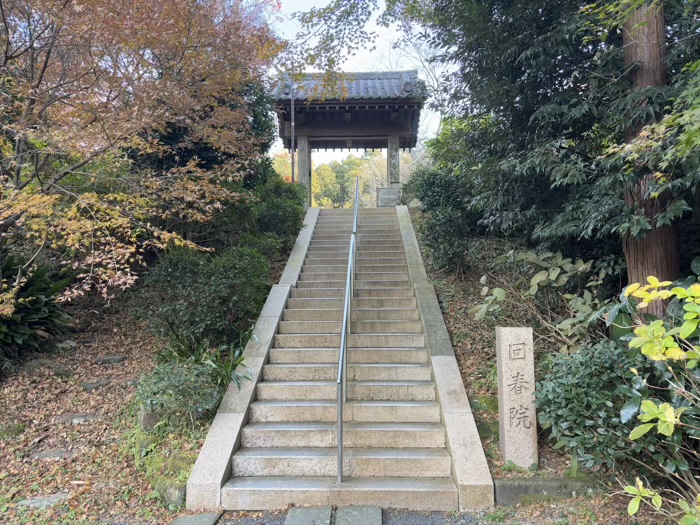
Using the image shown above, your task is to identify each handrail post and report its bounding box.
[337,176,360,484]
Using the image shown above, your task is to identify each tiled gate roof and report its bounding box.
[275,70,426,102]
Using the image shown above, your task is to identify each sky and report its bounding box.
[269,0,441,164]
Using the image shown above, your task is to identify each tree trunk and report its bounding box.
[622,2,678,316]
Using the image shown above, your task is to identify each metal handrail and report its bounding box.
[337,176,360,484]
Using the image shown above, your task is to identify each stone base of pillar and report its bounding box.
[377,188,402,207]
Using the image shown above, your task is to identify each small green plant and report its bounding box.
[156,323,252,389]
[206,332,253,390]
[136,361,225,430]
[501,460,526,473]
[565,454,580,478]
[485,508,510,523]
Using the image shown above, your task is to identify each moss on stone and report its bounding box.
[165,451,198,482]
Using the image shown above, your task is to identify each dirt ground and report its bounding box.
[0,299,180,525]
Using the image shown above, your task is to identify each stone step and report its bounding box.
[317,217,397,221]
[311,240,403,247]
[315,219,396,224]
[256,381,436,402]
[298,272,410,282]
[295,280,413,290]
[282,308,419,322]
[304,255,406,264]
[312,234,402,239]
[303,264,408,274]
[307,246,404,254]
[290,288,414,299]
[353,320,422,333]
[241,422,446,448]
[221,476,458,511]
[308,240,402,247]
[262,363,432,382]
[306,252,405,259]
[315,221,396,225]
[314,221,397,225]
[248,400,440,423]
[231,447,452,478]
[305,251,405,259]
[273,333,425,349]
[311,235,402,241]
[356,265,408,273]
[285,298,417,309]
[304,254,405,261]
[294,281,344,290]
[318,214,398,218]
[268,347,429,364]
[319,214,395,217]
[277,320,422,334]
[316,217,397,221]
[321,215,396,218]
[321,210,395,214]
[314,227,400,233]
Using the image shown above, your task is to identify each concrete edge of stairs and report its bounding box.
[395,206,495,512]
[186,207,320,510]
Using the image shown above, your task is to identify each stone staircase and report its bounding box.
[221,208,459,509]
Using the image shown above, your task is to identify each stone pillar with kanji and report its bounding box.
[496,327,538,469]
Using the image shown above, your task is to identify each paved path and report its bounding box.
[213,509,516,525]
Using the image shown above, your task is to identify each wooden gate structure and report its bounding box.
[275,70,425,207]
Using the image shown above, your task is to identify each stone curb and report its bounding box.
[396,206,495,511]
[279,208,320,286]
[186,207,319,510]
[170,511,222,525]
[494,477,602,506]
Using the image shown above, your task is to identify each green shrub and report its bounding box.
[145,246,269,345]
[405,166,483,271]
[254,174,306,245]
[617,277,700,519]
[196,165,305,252]
[419,207,475,272]
[536,340,652,469]
[137,361,224,430]
[240,232,283,259]
[0,249,71,372]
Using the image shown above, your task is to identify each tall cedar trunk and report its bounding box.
[622,2,679,316]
